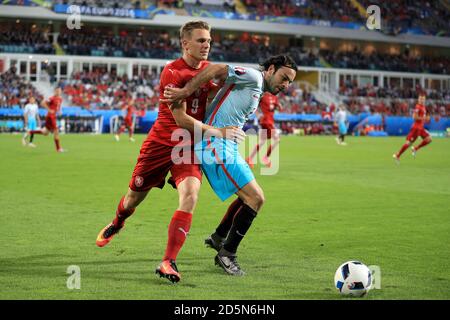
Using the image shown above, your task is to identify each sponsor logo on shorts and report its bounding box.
[135,176,144,188]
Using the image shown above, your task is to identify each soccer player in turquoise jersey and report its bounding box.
[162,55,297,275]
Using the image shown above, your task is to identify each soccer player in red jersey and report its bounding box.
[115,97,136,142]
[95,21,242,283]
[25,87,65,152]
[246,92,282,168]
[393,94,432,163]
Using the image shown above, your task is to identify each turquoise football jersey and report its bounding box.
[204,65,264,128]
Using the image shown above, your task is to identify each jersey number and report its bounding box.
[191,98,199,114]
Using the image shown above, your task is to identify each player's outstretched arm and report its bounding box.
[170,100,245,143]
[161,64,228,104]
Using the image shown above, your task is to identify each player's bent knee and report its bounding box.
[179,192,198,213]
[247,192,264,212]
[256,192,265,208]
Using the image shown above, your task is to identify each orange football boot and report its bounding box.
[96,222,123,247]
[155,260,181,283]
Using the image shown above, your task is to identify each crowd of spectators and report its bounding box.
[6,27,450,75]
[54,0,450,37]
[209,33,322,67]
[1,66,448,138]
[4,0,449,37]
[0,66,44,108]
[338,79,450,118]
[1,20,449,75]
[0,23,55,55]
[339,80,450,101]
[344,97,449,118]
[58,27,178,59]
[358,0,450,36]
[243,0,361,21]
[321,48,450,75]
[2,64,447,120]
[57,68,160,111]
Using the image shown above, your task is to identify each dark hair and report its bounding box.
[260,55,297,72]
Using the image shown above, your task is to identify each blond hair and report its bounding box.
[179,20,211,40]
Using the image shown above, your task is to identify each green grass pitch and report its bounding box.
[0,133,449,299]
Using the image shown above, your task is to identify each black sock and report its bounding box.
[340,134,345,142]
[29,133,34,143]
[222,203,257,254]
[215,197,243,239]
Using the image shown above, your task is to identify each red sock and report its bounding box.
[266,144,273,157]
[30,130,43,135]
[397,143,409,157]
[249,143,261,161]
[163,210,192,261]
[415,139,431,151]
[112,196,135,228]
[54,138,61,151]
[118,126,125,135]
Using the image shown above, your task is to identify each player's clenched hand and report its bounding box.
[160,87,190,104]
[220,126,246,144]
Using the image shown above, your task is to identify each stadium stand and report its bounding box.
[0,23,55,55]
[1,21,449,74]
[0,66,44,108]
[57,69,159,110]
[357,0,450,36]
[5,0,450,37]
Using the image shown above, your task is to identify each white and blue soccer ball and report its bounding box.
[334,261,372,297]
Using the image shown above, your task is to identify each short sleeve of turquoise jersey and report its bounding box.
[225,65,261,87]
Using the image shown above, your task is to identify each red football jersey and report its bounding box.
[148,58,213,146]
[124,104,135,120]
[259,93,280,126]
[47,96,62,118]
[412,104,426,128]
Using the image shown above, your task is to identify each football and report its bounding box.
[334,261,372,297]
